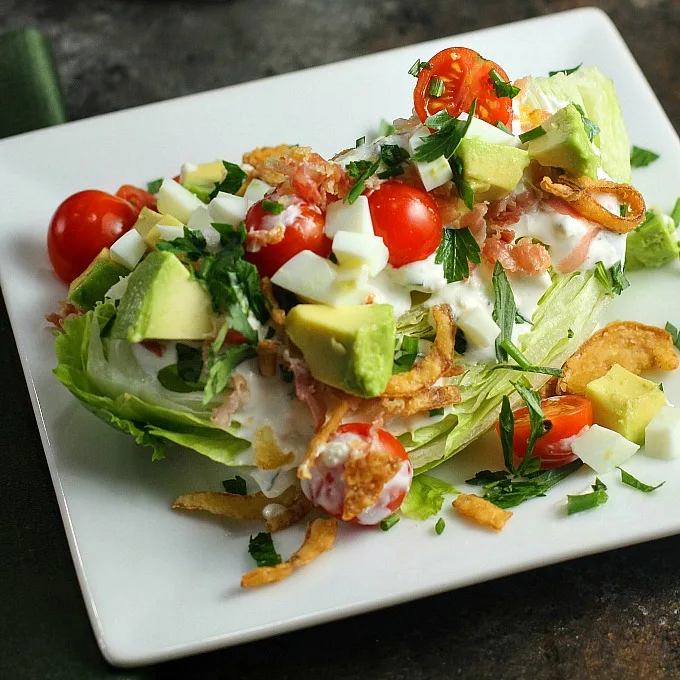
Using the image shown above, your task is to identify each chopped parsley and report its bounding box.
[449,155,475,210]
[630,146,660,168]
[380,514,400,531]
[248,532,282,567]
[434,518,446,535]
[567,478,608,515]
[261,199,284,215]
[222,476,247,495]
[572,102,600,142]
[488,68,520,99]
[549,64,582,77]
[377,143,410,179]
[665,321,680,349]
[492,338,564,377]
[208,160,248,199]
[594,261,630,297]
[434,226,481,283]
[619,468,665,493]
[412,99,477,163]
[146,178,163,194]
[393,335,419,374]
[518,125,546,143]
[491,262,517,362]
[408,59,433,77]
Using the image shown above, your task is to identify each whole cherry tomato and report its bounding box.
[367,181,442,267]
[47,190,138,283]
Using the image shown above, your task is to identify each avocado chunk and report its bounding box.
[525,103,599,179]
[182,161,226,203]
[111,250,214,342]
[286,303,396,398]
[585,364,666,445]
[457,138,530,202]
[626,208,680,270]
[68,248,129,311]
[133,207,185,248]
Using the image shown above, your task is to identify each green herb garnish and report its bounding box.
[429,408,445,417]
[222,476,247,495]
[594,261,630,296]
[428,76,445,97]
[671,197,680,227]
[434,226,481,283]
[495,121,513,135]
[465,470,509,486]
[345,158,380,204]
[449,155,475,210]
[492,338,564,377]
[378,118,396,137]
[208,161,247,199]
[355,136,366,147]
[512,379,552,476]
[491,262,517,362]
[665,321,680,350]
[567,478,608,515]
[261,199,284,215]
[147,178,163,194]
[434,518,446,535]
[377,144,410,179]
[518,125,546,143]
[413,99,477,163]
[498,395,516,474]
[380,514,400,531]
[408,59,433,77]
[549,64,582,77]
[572,102,600,142]
[248,532,282,567]
[630,146,660,168]
[488,68,520,99]
[619,468,665,493]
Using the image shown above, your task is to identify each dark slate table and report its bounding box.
[1,1,679,678]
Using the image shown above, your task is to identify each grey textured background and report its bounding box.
[1,1,679,678]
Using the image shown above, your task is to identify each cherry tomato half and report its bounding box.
[367,181,442,267]
[414,47,514,127]
[116,185,157,213]
[496,395,593,470]
[301,422,413,525]
[244,196,330,279]
[47,190,138,284]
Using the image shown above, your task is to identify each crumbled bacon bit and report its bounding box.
[45,300,83,332]
[482,234,551,276]
[459,202,489,244]
[140,340,166,357]
[210,373,249,429]
[486,191,540,228]
[431,182,461,226]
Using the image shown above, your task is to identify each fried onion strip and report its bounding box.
[298,399,350,480]
[261,277,286,330]
[172,485,298,520]
[265,493,314,533]
[381,385,461,417]
[453,494,512,531]
[556,320,679,396]
[241,518,337,588]
[540,175,646,233]
[383,305,460,397]
[257,338,279,377]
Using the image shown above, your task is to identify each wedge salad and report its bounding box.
[46,47,680,585]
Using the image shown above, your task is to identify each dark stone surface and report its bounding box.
[1,1,679,678]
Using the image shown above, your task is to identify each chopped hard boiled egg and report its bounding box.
[156,178,203,224]
[186,206,222,251]
[324,196,374,237]
[109,229,147,270]
[644,406,680,460]
[456,307,500,348]
[208,192,249,225]
[457,113,519,146]
[244,179,273,204]
[332,231,389,276]
[272,250,370,306]
[571,424,640,473]
[408,128,453,192]
[157,224,185,241]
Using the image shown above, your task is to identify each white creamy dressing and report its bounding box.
[334,132,412,167]
[130,340,179,374]
[355,459,413,525]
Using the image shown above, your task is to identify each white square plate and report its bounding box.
[1,7,679,667]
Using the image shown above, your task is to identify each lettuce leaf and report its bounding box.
[407,270,610,472]
[53,302,249,465]
[401,474,459,520]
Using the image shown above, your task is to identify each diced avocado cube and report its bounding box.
[68,248,130,311]
[133,208,184,248]
[457,138,529,202]
[626,208,680,271]
[585,364,667,445]
[525,103,599,179]
[110,250,214,342]
[286,303,396,398]
[181,161,226,186]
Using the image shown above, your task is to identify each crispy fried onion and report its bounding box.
[298,399,350,480]
[383,305,461,397]
[556,320,679,396]
[241,518,337,588]
[453,494,512,531]
[342,445,403,521]
[257,338,279,377]
[264,491,314,533]
[381,385,461,417]
[540,175,646,233]
[261,276,286,330]
[242,144,306,186]
[172,484,299,520]
[254,425,295,470]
